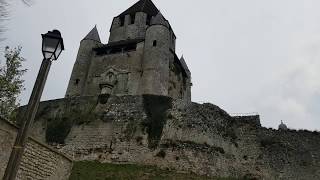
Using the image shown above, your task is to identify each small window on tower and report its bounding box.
[120,16,125,26]
[75,79,80,85]
[153,40,157,47]
[146,15,152,25]
[130,14,135,24]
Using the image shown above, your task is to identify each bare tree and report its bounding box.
[21,0,34,6]
[0,0,33,41]
[0,1,9,41]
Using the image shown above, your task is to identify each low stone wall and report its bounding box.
[233,115,261,127]
[0,117,72,180]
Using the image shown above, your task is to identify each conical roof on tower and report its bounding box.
[83,25,101,42]
[118,0,159,17]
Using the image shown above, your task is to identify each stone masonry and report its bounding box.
[11,0,320,179]
[17,95,320,179]
[0,117,72,180]
[65,0,191,102]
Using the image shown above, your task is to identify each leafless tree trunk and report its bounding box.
[0,0,9,41]
[0,0,33,41]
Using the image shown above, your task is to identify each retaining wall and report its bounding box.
[0,117,72,180]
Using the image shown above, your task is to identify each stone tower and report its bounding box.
[65,0,191,101]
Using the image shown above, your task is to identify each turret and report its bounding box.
[108,0,159,43]
[278,120,288,130]
[65,0,191,100]
[65,26,101,97]
[180,56,192,102]
[141,12,171,95]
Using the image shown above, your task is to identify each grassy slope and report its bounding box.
[69,161,239,180]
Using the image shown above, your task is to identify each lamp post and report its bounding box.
[3,30,64,180]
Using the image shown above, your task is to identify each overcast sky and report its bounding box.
[1,0,320,130]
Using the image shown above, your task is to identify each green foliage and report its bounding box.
[225,127,237,142]
[164,140,226,155]
[142,95,172,149]
[0,46,27,119]
[136,136,143,145]
[213,146,225,154]
[156,150,166,158]
[124,119,138,141]
[69,161,240,180]
[45,98,99,144]
[46,117,73,144]
[260,136,279,148]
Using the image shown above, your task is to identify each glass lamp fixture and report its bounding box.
[41,30,64,60]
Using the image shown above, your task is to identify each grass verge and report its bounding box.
[69,161,240,180]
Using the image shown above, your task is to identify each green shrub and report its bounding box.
[46,117,73,144]
[260,136,278,147]
[156,150,166,158]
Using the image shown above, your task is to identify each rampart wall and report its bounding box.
[17,95,320,179]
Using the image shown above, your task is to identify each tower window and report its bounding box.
[130,14,135,24]
[172,36,176,46]
[75,79,80,85]
[146,15,152,25]
[153,40,157,47]
[120,16,125,26]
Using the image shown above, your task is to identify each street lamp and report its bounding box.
[3,30,64,180]
[42,30,64,60]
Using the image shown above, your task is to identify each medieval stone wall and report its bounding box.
[18,95,320,179]
[168,59,188,100]
[0,117,72,180]
[66,5,190,100]
[84,41,145,96]
[109,12,148,43]
[65,39,102,98]
[141,25,171,96]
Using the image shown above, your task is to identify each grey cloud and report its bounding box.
[1,0,320,130]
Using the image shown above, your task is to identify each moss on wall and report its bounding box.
[124,118,138,141]
[45,98,99,144]
[161,140,226,155]
[142,95,172,149]
[46,117,73,144]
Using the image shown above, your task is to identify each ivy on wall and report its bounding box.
[45,97,100,144]
[142,95,172,149]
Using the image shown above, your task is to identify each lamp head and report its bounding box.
[41,29,64,60]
